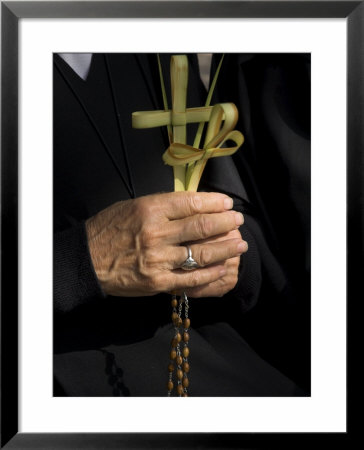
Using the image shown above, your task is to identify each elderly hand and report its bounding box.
[86,192,248,298]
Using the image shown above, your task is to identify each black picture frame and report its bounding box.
[1,1,359,448]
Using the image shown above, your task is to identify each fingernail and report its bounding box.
[219,268,227,276]
[224,197,234,210]
[237,242,246,254]
[235,212,244,226]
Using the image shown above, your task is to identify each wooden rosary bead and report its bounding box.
[184,318,190,329]
[182,362,190,373]
[168,293,191,396]
[182,346,190,358]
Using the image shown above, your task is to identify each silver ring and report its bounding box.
[181,246,199,270]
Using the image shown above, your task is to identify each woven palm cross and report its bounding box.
[132,55,244,192]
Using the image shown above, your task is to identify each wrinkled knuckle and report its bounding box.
[139,225,157,248]
[199,246,213,267]
[145,248,160,266]
[195,215,211,239]
[188,271,201,288]
[139,228,152,247]
[189,194,203,214]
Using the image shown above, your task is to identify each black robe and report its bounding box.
[53,53,303,396]
[211,54,311,392]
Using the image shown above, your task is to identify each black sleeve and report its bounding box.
[54,221,106,314]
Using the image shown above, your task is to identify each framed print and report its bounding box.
[1,1,359,448]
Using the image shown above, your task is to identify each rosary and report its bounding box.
[132,54,244,396]
[167,292,190,396]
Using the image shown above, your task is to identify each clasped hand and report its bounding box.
[86,192,248,298]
